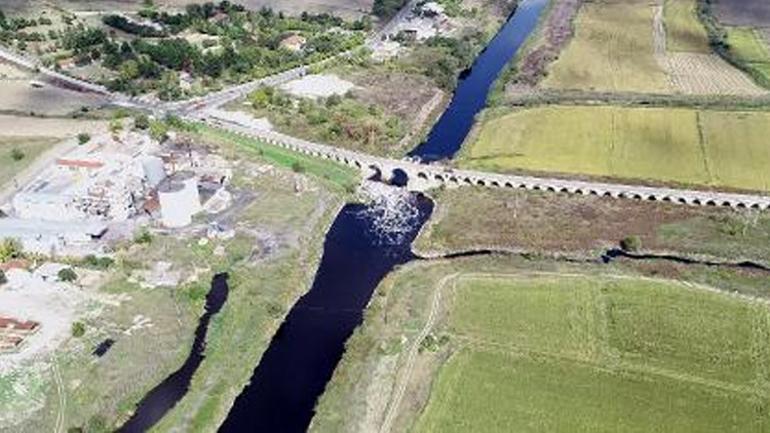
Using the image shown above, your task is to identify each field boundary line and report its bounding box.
[379,272,459,433]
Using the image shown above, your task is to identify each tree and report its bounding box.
[71,321,86,337]
[620,235,642,253]
[0,238,22,262]
[77,133,91,145]
[58,267,78,282]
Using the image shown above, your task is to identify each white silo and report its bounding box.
[142,156,166,188]
[157,172,201,228]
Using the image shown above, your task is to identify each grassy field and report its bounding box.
[542,0,669,92]
[726,27,770,85]
[664,0,710,53]
[191,125,359,192]
[0,137,59,188]
[413,274,770,433]
[461,105,770,192]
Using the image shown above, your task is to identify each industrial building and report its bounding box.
[0,218,107,256]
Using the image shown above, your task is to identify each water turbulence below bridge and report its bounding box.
[408,0,548,162]
[219,187,433,433]
[118,274,230,433]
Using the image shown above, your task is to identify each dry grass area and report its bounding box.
[0,115,107,138]
[0,80,107,117]
[0,136,60,188]
[416,187,770,264]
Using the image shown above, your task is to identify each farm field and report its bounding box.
[0,137,59,188]
[460,105,770,192]
[664,0,710,53]
[412,274,770,433]
[541,0,669,92]
[726,27,770,85]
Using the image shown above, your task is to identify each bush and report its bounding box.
[10,148,24,161]
[58,267,78,282]
[0,238,22,262]
[620,235,642,252]
[134,229,153,244]
[291,161,305,173]
[134,114,150,130]
[77,133,91,145]
[71,321,86,338]
[81,255,115,270]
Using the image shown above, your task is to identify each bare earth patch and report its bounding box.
[280,74,358,100]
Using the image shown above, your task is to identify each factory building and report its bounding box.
[158,171,202,228]
[0,218,107,257]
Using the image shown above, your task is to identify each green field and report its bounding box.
[542,0,669,92]
[462,105,770,191]
[726,27,770,86]
[413,274,770,433]
[0,137,58,188]
[664,0,710,53]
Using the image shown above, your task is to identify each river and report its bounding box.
[218,0,547,431]
[122,0,548,431]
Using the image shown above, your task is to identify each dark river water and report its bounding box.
[408,0,548,162]
[123,1,546,431]
[219,197,433,432]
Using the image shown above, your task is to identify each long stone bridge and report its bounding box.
[202,114,770,211]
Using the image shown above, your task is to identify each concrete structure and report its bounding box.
[158,172,201,228]
[206,116,770,211]
[142,156,167,188]
[0,218,107,256]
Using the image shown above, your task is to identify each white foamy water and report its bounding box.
[357,181,420,245]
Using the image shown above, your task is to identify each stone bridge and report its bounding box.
[204,116,770,211]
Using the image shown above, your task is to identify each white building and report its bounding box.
[0,218,107,257]
[158,172,201,228]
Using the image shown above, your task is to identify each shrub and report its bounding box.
[77,132,90,145]
[134,229,153,244]
[0,238,22,262]
[620,235,642,252]
[10,148,24,161]
[58,267,78,282]
[71,321,86,337]
[134,114,150,130]
[291,161,305,173]
[81,255,114,270]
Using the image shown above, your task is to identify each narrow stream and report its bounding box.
[118,274,229,433]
